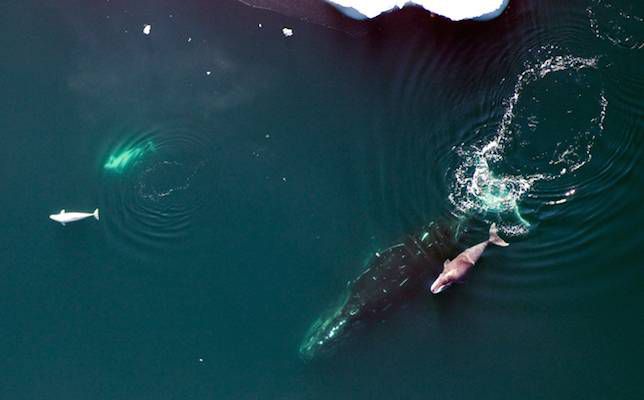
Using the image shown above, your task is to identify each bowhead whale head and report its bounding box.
[298,292,360,360]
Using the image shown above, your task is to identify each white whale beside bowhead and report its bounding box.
[430,223,508,294]
[49,209,99,226]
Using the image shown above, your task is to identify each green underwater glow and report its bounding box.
[104,141,155,173]
[474,169,531,228]
[513,204,531,227]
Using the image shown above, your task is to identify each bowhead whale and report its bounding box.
[299,218,464,360]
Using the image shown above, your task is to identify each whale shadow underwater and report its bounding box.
[299,216,484,360]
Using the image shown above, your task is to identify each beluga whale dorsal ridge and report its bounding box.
[430,223,508,294]
[49,208,99,226]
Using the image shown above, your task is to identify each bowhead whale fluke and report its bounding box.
[299,217,466,360]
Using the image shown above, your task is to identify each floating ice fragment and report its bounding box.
[206,71,211,76]
[187,37,192,42]
[258,23,263,28]
[282,27,293,37]
[143,24,151,35]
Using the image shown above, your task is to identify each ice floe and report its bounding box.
[327,0,510,21]
[142,24,151,35]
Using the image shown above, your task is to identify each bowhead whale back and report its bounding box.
[299,217,465,360]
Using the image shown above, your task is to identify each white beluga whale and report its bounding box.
[49,208,99,226]
[430,223,508,294]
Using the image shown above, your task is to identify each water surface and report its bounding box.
[0,0,642,399]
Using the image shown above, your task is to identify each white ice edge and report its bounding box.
[326,0,510,21]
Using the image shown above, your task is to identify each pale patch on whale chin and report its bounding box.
[299,292,353,360]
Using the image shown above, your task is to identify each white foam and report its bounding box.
[448,53,603,234]
[327,0,509,21]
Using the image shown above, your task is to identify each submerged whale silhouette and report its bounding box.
[299,217,465,360]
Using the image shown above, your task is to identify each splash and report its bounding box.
[449,54,604,234]
[588,0,644,50]
[449,147,536,231]
[104,141,155,173]
[479,55,599,162]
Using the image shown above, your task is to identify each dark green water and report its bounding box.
[1,0,643,398]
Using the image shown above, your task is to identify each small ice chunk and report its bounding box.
[282,177,287,182]
[206,71,211,76]
[258,23,263,28]
[198,358,204,363]
[282,27,293,37]
[187,37,192,42]
[265,133,270,139]
[143,24,151,35]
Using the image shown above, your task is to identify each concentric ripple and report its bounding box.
[587,0,644,50]
[448,52,609,235]
[100,123,215,255]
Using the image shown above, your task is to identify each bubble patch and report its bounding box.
[448,54,606,234]
[100,124,215,255]
[588,0,644,50]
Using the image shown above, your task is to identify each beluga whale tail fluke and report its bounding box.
[489,223,508,247]
[430,223,508,294]
[49,208,100,226]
